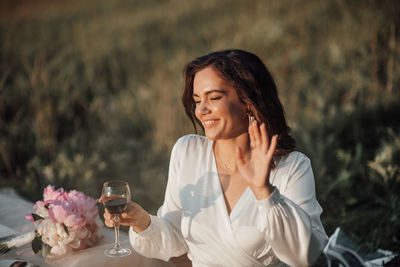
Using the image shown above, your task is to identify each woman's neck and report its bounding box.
[213,132,250,170]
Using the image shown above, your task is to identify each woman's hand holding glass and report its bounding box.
[236,121,278,199]
[103,200,151,233]
[100,180,151,258]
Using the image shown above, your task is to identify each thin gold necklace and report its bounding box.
[215,144,235,171]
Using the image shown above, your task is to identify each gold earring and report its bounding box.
[247,111,256,125]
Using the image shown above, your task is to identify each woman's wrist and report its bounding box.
[250,183,275,200]
[132,212,151,233]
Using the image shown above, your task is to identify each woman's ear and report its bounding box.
[246,104,254,116]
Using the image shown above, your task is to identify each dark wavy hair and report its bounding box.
[182,49,295,155]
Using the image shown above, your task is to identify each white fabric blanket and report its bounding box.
[0,188,174,267]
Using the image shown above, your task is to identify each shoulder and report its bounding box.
[169,135,211,173]
[173,134,209,151]
[272,151,314,192]
[274,151,312,180]
[171,134,210,158]
[279,151,311,166]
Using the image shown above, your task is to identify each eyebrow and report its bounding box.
[192,89,227,98]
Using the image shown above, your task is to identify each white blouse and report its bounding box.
[129,135,328,267]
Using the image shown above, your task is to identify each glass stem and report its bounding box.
[113,215,121,249]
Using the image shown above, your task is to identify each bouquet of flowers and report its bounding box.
[1,185,101,259]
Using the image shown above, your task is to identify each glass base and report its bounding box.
[104,247,131,257]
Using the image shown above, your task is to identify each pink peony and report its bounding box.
[43,185,68,202]
[64,214,86,230]
[25,185,101,259]
[68,190,98,223]
[48,201,70,223]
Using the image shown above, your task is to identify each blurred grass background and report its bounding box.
[0,0,399,264]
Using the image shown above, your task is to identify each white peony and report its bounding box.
[25,186,101,259]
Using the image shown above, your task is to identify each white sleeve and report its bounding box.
[129,140,188,261]
[256,155,328,267]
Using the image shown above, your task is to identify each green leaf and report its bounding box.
[32,214,44,221]
[0,242,10,252]
[31,236,42,254]
[42,243,51,258]
[63,224,69,235]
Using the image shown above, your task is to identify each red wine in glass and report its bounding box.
[102,180,131,257]
[104,197,128,214]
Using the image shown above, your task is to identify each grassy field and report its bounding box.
[1,0,399,265]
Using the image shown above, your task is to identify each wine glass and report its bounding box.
[101,180,132,257]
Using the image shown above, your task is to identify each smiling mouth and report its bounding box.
[203,119,219,128]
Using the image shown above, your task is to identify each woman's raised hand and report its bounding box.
[236,121,277,199]
[100,199,151,233]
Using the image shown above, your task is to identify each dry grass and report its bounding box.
[1,0,399,263]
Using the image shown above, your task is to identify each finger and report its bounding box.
[104,208,110,216]
[105,219,114,228]
[260,123,269,152]
[103,213,114,227]
[121,212,131,220]
[267,135,278,158]
[248,123,255,149]
[104,210,116,224]
[252,122,261,148]
[120,202,138,223]
[103,211,109,221]
[104,210,112,220]
[98,198,103,203]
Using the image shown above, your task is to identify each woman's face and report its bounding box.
[193,67,248,140]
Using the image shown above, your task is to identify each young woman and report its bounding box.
[103,49,328,266]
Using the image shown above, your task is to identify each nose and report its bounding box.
[196,99,211,116]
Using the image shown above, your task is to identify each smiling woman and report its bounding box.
[182,50,296,155]
[192,67,248,140]
[102,49,328,266]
